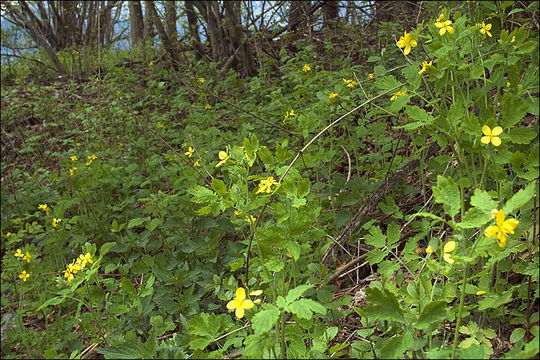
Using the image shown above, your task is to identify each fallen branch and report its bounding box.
[322,142,439,266]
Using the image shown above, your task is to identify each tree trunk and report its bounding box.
[145,0,179,67]
[165,1,177,45]
[3,1,66,74]
[184,1,204,60]
[322,1,339,28]
[288,1,309,31]
[143,0,155,46]
[129,0,144,46]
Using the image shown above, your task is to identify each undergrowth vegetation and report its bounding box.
[1,2,539,359]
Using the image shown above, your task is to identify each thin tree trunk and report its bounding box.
[129,1,144,46]
[184,1,204,60]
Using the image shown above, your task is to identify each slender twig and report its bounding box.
[340,145,352,184]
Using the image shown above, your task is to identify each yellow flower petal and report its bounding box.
[482,125,491,136]
[497,232,508,248]
[227,299,239,310]
[491,137,502,146]
[249,289,263,296]
[476,291,486,295]
[443,241,456,253]
[495,210,506,227]
[242,299,254,310]
[443,252,455,264]
[491,126,503,136]
[481,136,491,144]
[235,306,245,319]
[501,218,519,234]
[484,225,499,238]
[235,287,246,302]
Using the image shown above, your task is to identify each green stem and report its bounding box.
[451,238,481,359]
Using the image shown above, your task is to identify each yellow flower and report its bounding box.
[79,253,93,267]
[425,245,434,254]
[215,147,229,167]
[368,73,374,79]
[23,251,31,263]
[484,209,519,248]
[284,109,297,122]
[6,232,12,237]
[436,13,445,22]
[479,21,492,37]
[506,82,511,87]
[38,204,50,215]
[148,61,154,67]
[443,241,456,264]
[396,31,418,55]
[234,210,241,216]
[343,78,356,88]
[390,90,407,101]
[64,269,74,283]
[253,299,262,305]
[194,160,201,167]
[302,64,311,73]
[69,167,77,176]
[19,270,30,282]
[185,146,195,158]
[70,156,78,161]
[205,104,211,109]
[226,287,254,319]
[245,215,256,223]
[86,154,97,165]
[481,125,503,146]
[329,92,338,101]
[435,19,454,36]
[255,177,278,194]
[68,261,82,274]
[418,60,433,74]
[476,290,486,295]
[249,289,263,296]
[14,249,24,258]
[52,218,62,228]
[198,77,205,84]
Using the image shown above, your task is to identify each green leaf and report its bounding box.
[510,327,526,344]
[364,287,405,323]
[501,93,528,128]
[458,207,492,229]
[508,127,538,145]
[478,291,513,311]
[462,114,481,136]
[470,189,497,214]
[109,304,130,315]
[146,218,161,231]
[432,176,460,219]
[285,285,313,304]
[380,331,413,359]
[243,333,272,358]
[287,299,326,319]
[366,249,386,265]
[121,277,138,298]
[402,64,421,90]
[297,178,311,198]
[265,257,284,272]
[98,336,156,359]
[189,185,217,204]
[251,305,280,336]
[365,225,386,247]
[415,301,446,329]
[258,146,274,168]
[127,217,150,229]
[447,102,465,127]
[36,296,65,311]
[503,182,536,214]
[387,222,401,245]
[211,179,227,196]
[252,306,280,336]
